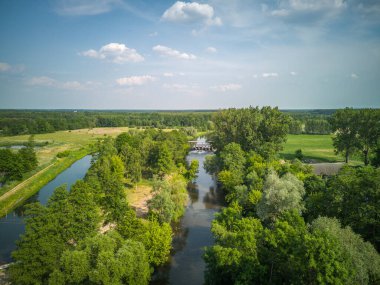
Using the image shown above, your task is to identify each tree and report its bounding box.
[18,135,38,172]
[51,232,151,285]
[356,109,380,165]
[186,159,199,180]
[328,166,380,250]
[330,108,360,163]
[257,170,305,222]
[310,217,380,284]
[210,106,289,158]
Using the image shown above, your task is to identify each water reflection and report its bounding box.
[150,150,224,285]
[187,182,199,204]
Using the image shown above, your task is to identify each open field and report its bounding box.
[0,127,132,166]
[280,134,340,162]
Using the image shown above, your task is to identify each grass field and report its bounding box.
[280,134,363,163]
[0,127,132,166]
[280,134,338,162]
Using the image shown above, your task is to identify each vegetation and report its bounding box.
[330,108,380,164]
[203,107,380,284]
[0,148,89,217]
[10,129,194,284]
[0,110,214,135]
[0,136,37,183]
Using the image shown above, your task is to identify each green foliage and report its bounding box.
[186,159,199,180]
[0,110,214,136]
[52,232,151,285]
[310,217,380,285]
[204,154,219,174]
[0,136,37,183]
[210,106,290,158]
[10,182,101,284]
[148,175,188,223]
[330,108,380,164]
[56,150,70,158]
[139,220,172,266]
[295,149,304,160]
[257,171,305,222]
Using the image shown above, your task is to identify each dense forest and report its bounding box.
[9,129,197,284]
[0,109,347,136]
[203,107,380,284]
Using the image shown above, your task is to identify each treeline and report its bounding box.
[0,136,37,183]
[0,110,213,135]
[330,108,380,164]
[203,107,380,284]
[10,130,196,284]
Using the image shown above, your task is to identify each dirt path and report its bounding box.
[0,163,55,202]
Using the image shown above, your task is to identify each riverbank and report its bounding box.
[0,148,90,217]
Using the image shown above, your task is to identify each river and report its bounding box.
[152,150,225,285]
[0,155,92,264]
[0,149,223,283]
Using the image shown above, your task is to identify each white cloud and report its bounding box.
[152,45,196,60]
[271,9,290,17]
[289,0,345,12]
[262,72,279,78]
[149,31,158,37]
[0,62,11,72]
[116,75,156,86]
[27,76,94,90]
[28,76,57,87]
[0,62,25,73]
[210,83,242,92]
[81,43,144,63]
[290,71,297,76]
[56,0,120,16]
[351,73,358,79]
[206,46,217,53]
[161,1,222,26]
[163,72,174,77]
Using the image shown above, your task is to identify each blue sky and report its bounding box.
[0,0,379,109]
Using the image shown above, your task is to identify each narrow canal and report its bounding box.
[152,149,225,285]
[0,155,92,264]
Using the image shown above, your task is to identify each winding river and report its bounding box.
[0,155,93,264]
[152,150,225,285]
[0,146,223,284]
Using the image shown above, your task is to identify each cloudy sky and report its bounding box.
[0,0,379,109]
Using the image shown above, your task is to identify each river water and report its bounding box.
[0,150,223,284]
[152,150,225,285]
[0,155,92,264]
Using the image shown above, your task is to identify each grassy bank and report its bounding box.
[0,148,89,217]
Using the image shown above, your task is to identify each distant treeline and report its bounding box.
[0,110,214,135]
[0,109,342,136]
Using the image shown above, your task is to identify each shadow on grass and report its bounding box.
[279,153,341,163]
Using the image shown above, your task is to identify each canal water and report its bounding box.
[0,155,92,264]
[152,150,225,285]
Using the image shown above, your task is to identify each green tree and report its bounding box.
[210,106,289,158]
[356,109,380,165]
[51,232,151,285]
[330,108,360,163]
[257,170,305,222]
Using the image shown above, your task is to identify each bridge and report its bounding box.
[188,140,214,151]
